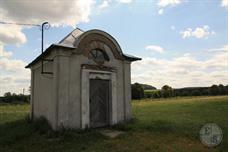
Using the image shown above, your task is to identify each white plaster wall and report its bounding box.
[67,55,82,128]
[116,61,125,122]
[124,62,132,120]
[56,55,70,128]
[32,61,56,128]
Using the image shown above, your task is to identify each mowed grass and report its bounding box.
[0,96,228,152]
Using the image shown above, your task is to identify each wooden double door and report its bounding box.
[89,79,110,128]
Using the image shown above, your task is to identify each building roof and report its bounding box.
[58,28,84,46]
[25,28,141,68]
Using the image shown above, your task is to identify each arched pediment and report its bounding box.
[75,30,124,60]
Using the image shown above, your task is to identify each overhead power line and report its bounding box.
[0,21,51,74]
[0,21,40,27]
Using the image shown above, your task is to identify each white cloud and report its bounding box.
[132,45,228,88]
[0,75,30,95]
[221,0,228,8]
[0,45,29,96]
[157,0,182,14]
[0,52,30,95]
[204,51,228,70]
[180,25,215,39]
[0,0,94,27]
[0,0,96,95]
[207,45,228,52]
[98,1,109,10]
[145,45,165,53]
[0,45,12,58]
[180,28,192,38]
[0,25,26,45]
[117,0,132,3]
[158,0,182,7]
[0,57,27,71]
[158,9,164,15]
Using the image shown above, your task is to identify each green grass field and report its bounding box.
[0,96,228,152]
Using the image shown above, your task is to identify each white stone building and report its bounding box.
[26,29,140,130]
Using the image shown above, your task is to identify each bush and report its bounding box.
[131,83,144,99]
[32,117,52,134]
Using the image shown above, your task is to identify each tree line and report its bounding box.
[1,83,228,102]
[131,83,228,99]
[0,92,30,103]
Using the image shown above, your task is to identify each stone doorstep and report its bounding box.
[98,129,125,138]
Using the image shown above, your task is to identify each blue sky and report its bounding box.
[0,0,228,95]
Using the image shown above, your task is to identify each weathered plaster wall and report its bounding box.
[124,61,132,120]
[68,54,82,128]
[32,59,56,128]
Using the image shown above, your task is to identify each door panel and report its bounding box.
[90,79,109,128]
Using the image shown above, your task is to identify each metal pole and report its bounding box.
[41,22,49,74]
[41,22,49,53]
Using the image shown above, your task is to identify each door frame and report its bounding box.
[81,69,117,129]
[89,79,110,128]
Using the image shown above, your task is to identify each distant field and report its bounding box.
[0,96,228,152]
[144,89,159,93]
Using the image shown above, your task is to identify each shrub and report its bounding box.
[32,117,52,134]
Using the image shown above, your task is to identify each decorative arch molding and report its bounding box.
[76,30,124,60]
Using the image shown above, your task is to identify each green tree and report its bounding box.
[209,85,219,95]
[161,85,173,98]
[4,92,11,97]
[218,84,225,95]
[3,92,12,102]
[2,92,29,103]
[225,85,228,94]
[131,83,144,100]
[191,90,201,96]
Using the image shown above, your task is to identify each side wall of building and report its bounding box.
[124,61,132,120]
[32,57,56,129]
